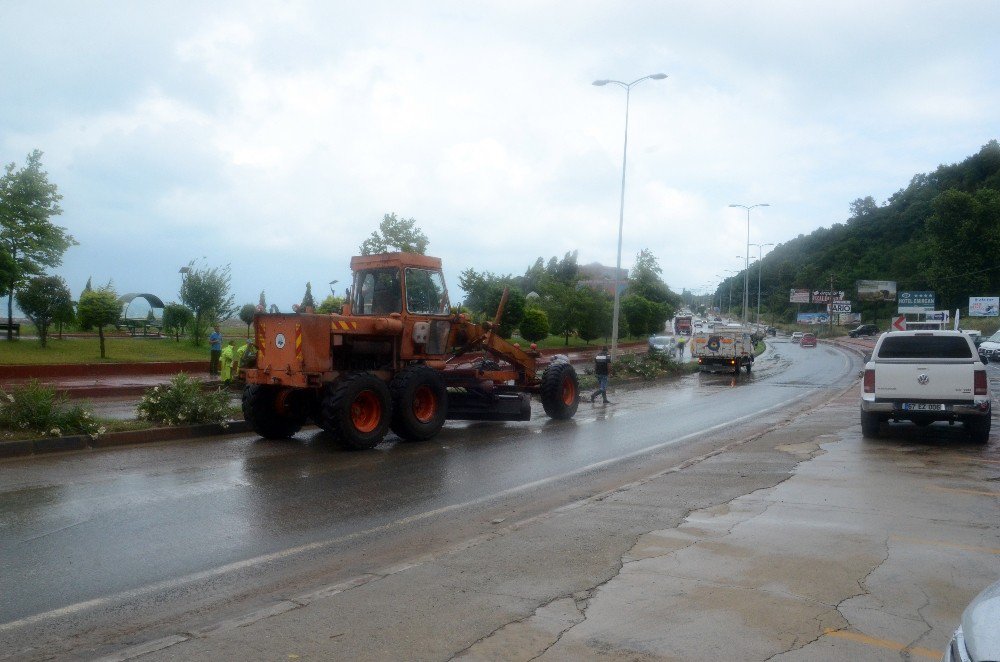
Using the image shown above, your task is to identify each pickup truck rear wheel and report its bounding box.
[242,385,308,439]
[966,415,991,444]
[322,372,392,450]
[860,408,881,438]
[389,365,448,441]
[541,362,579,420]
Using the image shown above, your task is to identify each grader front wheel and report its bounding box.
[540,362,579,420]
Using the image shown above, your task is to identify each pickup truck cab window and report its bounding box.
[877,335,973,359]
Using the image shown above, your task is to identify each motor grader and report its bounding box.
[241,252,580,449]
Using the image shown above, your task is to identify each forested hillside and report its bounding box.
[721,140,1000,323]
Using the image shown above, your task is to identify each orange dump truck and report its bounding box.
[241,252,579,449]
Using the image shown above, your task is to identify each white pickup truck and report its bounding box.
[860,330,992,442]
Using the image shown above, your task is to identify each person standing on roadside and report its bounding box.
[590,345,612,404]
[208,325,222,376]
[220,340,236,384]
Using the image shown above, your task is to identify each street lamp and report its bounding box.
[594,72,668,358]
[750,242,774,326]
[729,203,770,325]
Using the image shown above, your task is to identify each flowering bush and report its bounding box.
[0,381,103,438]
[136,373,233,427]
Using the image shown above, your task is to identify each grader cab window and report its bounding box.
[353,268,402,315]
[405,268,450,315]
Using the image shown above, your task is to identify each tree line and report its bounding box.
[717,140,1000,324]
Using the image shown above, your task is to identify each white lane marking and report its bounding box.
[2,346,858,633]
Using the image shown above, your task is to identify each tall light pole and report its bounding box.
[729,203,769,325]
[750,242,774,326]
[594,73,668,358]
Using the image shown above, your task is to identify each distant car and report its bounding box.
[943,577,1000,662]
[848,324,879,338]
[790,332,804,343]
[978,330,1000,361]
[648,335,675,353]
[800,333,817,347]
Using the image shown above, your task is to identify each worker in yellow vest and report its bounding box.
[220,340,236,384]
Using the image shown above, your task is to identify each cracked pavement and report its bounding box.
[139,386,999,661]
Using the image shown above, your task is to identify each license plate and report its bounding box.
[901,403,945,411]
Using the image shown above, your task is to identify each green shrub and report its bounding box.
[0,381,103,438]
[136,373,232,426]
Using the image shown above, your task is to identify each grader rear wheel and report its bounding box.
[321,372,392,450]
[242,385,308,439]
[389,366,448,441]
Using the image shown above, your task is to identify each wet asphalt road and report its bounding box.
[0,340,857,654]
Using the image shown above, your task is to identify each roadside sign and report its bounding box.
[891,315,906,331]
[789,289,810,303]
[831,301,852,313]
[969,297,999,317]
[927,310,950,322]
[898,291,935,313]
[812,290,845,303]
[857,280,897,301]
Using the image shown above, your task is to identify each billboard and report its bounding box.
[789,288,810,303]
[796,312,829,325]
[969,297,999,317]
[857,280,897,301]
[812,290,845,303]
[898,291,935,313]
[831,301,852,313]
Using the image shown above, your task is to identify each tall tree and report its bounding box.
[179,260,236,345]
[628,249,674,305]
[78,286,120,358]
[15,274,72,348]
[300,282,316,311]
[359,213,429,255]
[0,150,76,339]
[162,303,193,342]
[239,304,256,337]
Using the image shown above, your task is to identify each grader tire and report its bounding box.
[242,384,307,439]
[389,366,448,441]
[322,372,392,450]
[540,362,579,420]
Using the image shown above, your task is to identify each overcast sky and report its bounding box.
[3,1,998,314]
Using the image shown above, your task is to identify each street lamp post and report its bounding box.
[594,73,668,358]
[750,242,774,326]
[728,203,770,325]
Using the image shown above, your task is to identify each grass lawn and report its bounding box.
[511,334,644,350]
[0,336,233,364]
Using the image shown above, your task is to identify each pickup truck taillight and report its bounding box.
[974,370,988,395]
[863,368,875,393]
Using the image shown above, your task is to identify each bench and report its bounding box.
[0,323,21,337]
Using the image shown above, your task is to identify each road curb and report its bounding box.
[0,420,252,460]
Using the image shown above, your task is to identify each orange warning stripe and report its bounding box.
[295,323,303,362]
[257,322,266,363]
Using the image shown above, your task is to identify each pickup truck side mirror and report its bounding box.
[863,353,872,363]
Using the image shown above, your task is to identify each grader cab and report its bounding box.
[242,253,579,449]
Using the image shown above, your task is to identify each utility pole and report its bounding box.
[828,273,835,337]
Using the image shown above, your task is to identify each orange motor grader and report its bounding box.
[242,252,580,449]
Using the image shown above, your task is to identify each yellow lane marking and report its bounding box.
[822,629,939,659]
[927,485,1000,498]
[890,535,1000,555]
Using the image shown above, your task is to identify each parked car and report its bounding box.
[800,333,817,347]
[848,324,879,338]
[943,577,1000,661]
[790,332,804,343]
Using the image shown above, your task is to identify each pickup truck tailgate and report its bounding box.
[873,360,975,401]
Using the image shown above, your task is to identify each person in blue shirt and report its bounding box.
[208,325,222,376]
